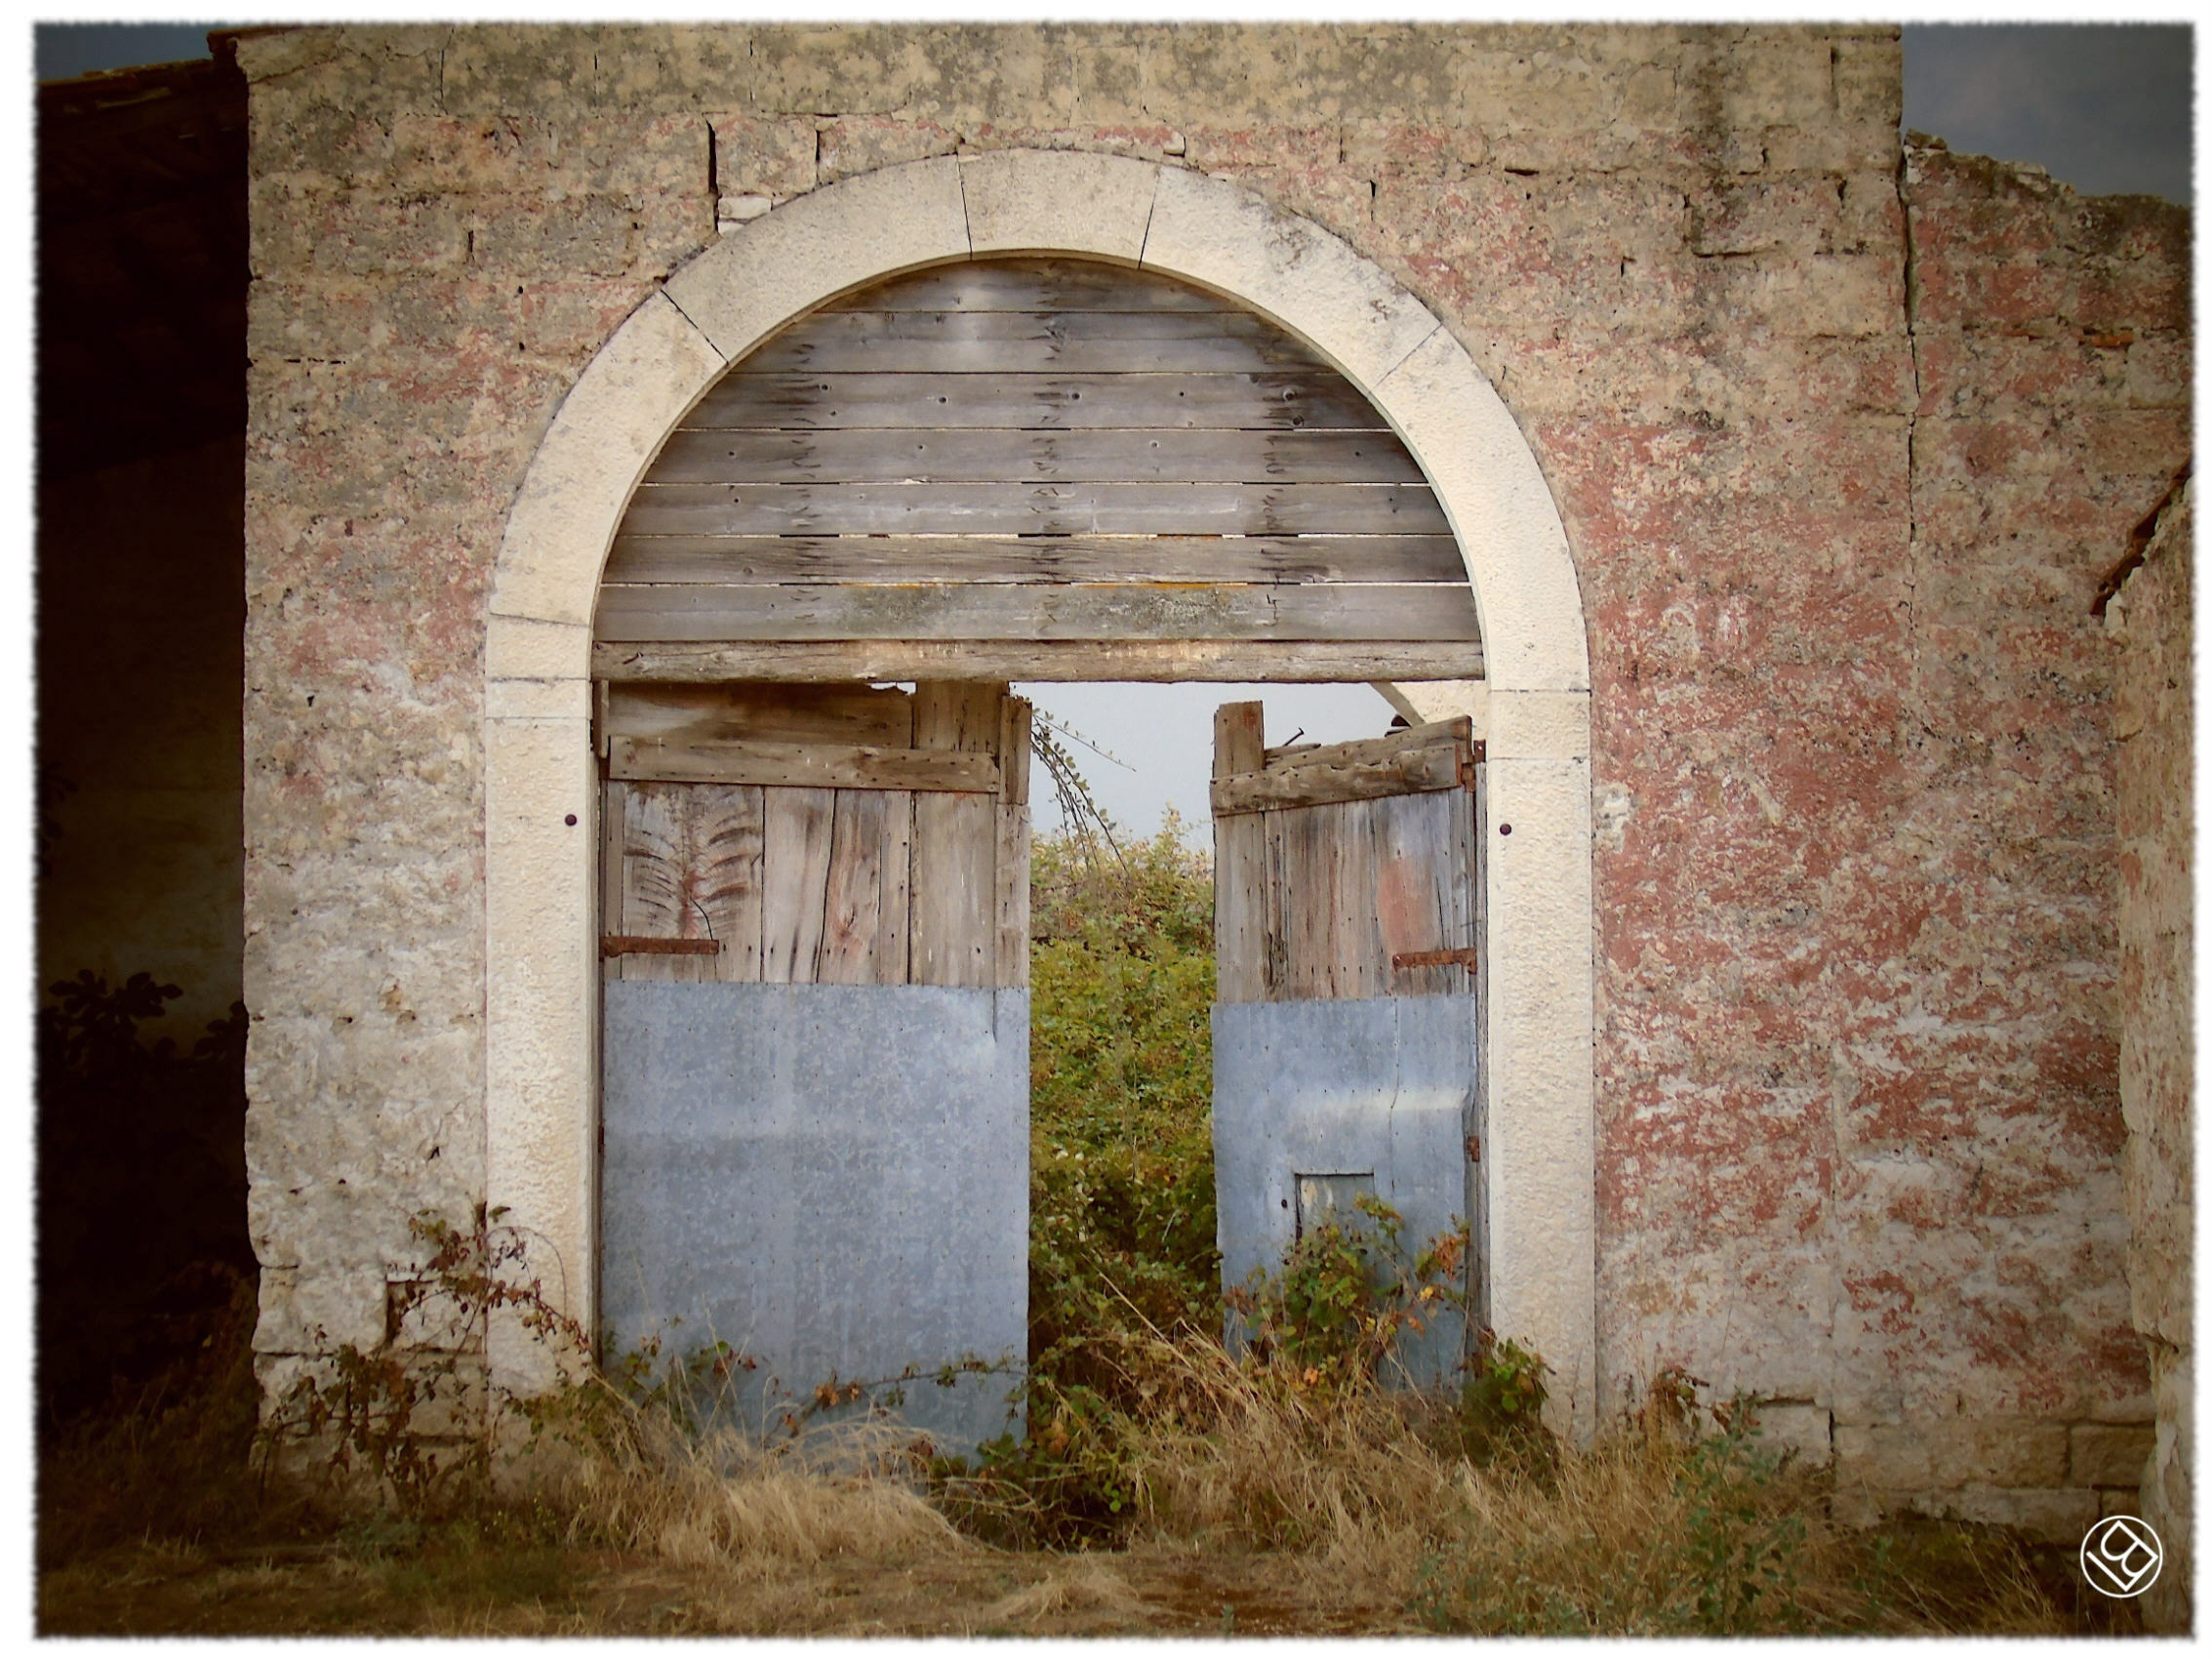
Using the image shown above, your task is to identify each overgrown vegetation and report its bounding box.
[36,852,2112,1635]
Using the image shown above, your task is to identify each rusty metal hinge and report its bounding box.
[1465,1134,1481,1163]
[600,935,723,958]
[1391,947,1481,972]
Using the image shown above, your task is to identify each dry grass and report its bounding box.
[39,1311,2094,1638]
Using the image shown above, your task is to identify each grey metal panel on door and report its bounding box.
[601,979,1028,1453]
[1211,992,1477,1387]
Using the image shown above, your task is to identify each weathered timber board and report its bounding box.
[594,582,1481,644]
[611,734,1000,794]
[684,372,1378,431]
[617,480,1446,538]
[820,259,1235,311]
[1263,718,1472,773]
[610,780,766,984]
[1212,701,1268,1004]
[602,534,1464,587]
[910,682,1006,990]
[636,428,1415,486]
[1375,790,1475,998]
[819,788,912,987]
[737,312,1332,373]
[603,680,914,749]
[760,787,836,984]
[594,638,1489,682]
[1212,745,1465,815]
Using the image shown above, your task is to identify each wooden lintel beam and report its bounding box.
[592,638,1486,684]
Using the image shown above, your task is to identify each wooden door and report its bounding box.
[597,680,1030,1453]
[1209,701,1480,1385]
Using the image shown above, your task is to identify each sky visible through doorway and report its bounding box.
[35,20,2193,840]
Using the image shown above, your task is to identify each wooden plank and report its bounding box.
[996,800,1029,991]
[603,533,1465,587]
[819,789,908,987]
[617,480,1448,538]
[1211,701,1267,1004]
[594,637,1490,683]
[1376,790,1465,997]
[910,682,1003,990]
[738,313,1331,374]
[1211,744,1465,816]
[603,680,912,748]
[1275,802,1336,1000]
[618,782,765,984]
[610,734,999,794]
[684,372,1381,432]
[761,787,835,984]
[999,696,1031,808]
[692,784,766,984]
[638,427,1419,487]
[600,779,625,982]
[1261,805,1291,998]
[618,783,695,985]
[822,259,1237,312]
[1264,717,1472,772]
[594,582,1481,644]
[996,698,1031,987]
[1333,797,1385,999]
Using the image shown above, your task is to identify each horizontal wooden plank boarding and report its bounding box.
[1213,729,1470,816]
[618,480,1446,538]
[819,260,1243,312]
[602,257,1481,667]
[1212,699,1478,1002]
[1262,718,1474,771]
[602,680,913,750]
[595,582,1479,644]
[600,681,1027,991]
[1212,702,1268,1004]
[603,534,1465,587]
[738,310,1334,374]
[610,734,999,794]
[637,430,1420,487]
[594,637,1489,683]
[910,681,1004,991]
[684,371,1381,433]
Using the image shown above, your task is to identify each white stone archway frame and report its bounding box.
[484,150,1597,1437]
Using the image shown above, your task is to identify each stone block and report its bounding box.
[2075,1421,2158,1488]
[1836,1417,2071,1490]
[815,115,958,185]
[1935,1484,2101,1546]
[962,147,1157,263]
[707,113,819,198]
[1753,1403,1833,1467]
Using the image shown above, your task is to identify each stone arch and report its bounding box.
[483,150,1596,1434]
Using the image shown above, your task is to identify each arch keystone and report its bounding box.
[961,148,1160,262]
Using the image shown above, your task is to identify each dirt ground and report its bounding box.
[39,1535,1407,1638]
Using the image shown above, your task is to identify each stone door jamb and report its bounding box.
[483,150,1598,1437]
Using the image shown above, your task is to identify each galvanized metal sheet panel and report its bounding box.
[601,981,1028,1453]
[1211,992,1477,1388]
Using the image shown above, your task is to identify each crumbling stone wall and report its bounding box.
[2106,478,2192,1630]
[237,22,2190,1524]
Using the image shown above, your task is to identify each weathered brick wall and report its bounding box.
[237,23,2191,1518]
[2107,479,2192,1630]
